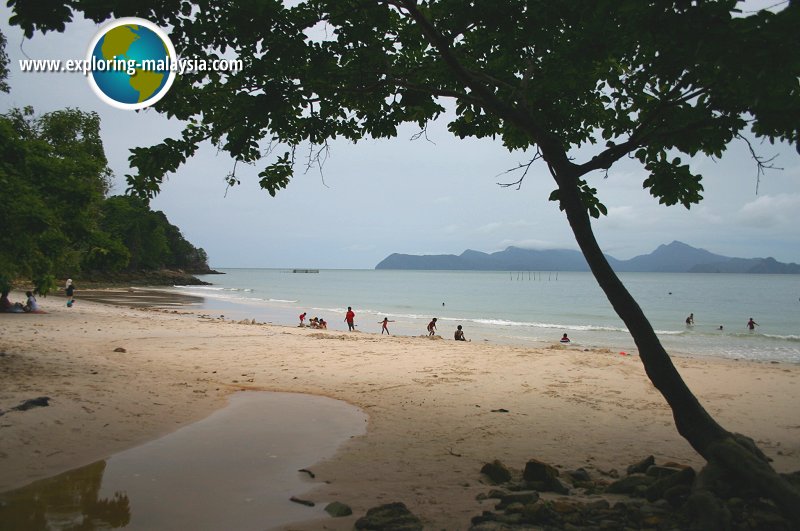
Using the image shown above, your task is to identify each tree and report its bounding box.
[9,0,800,520]
[0,106,112,292]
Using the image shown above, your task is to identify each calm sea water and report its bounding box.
[173,269,800,364]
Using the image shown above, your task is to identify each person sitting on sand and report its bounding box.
[1,289,24,313]
[427,318,438,336]
[454,325,466,341]
[380,317,394,335]
[319,318,327,330]
[560,333,571,343]
[309,317,319,328]
[23,291,43,313]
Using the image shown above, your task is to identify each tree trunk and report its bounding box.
[549,163,800,523]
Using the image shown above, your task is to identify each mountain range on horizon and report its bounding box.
[374,241,800,274]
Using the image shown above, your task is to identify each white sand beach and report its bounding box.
[1,292,798,529]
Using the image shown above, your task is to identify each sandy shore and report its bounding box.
[1,291,798,529]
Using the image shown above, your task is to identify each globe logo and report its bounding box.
[86,18,176,110]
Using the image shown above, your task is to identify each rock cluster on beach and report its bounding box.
[466,456,798,530]
[349,453,798,529]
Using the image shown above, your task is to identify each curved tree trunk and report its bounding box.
[548,162,800,523]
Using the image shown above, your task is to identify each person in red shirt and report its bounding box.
[299,312,307,326]
[380,317,394,335]
[345,307,356,331]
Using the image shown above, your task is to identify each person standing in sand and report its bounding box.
[345,307,356,331]
[746,317,759,331]
[299,312,307,326]
[380,317,394,335]
[65,279,75,307]
[427,318,437,336]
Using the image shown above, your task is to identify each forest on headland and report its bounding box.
[0,106,212,295]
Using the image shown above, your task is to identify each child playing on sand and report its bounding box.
[454,325,466,341]
[427,318,437,336]
[380,317,394,335]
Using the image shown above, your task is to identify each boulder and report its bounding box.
[481,460,513,484]
[354,502,423,531]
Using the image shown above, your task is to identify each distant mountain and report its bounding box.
[375,241,800,274]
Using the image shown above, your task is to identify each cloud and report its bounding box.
[476,222,503,234]
[736,194,800,228]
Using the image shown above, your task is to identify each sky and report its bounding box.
[2,3,799,269]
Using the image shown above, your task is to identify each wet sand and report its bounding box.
[0,392,366,530]
[1,291,798,529]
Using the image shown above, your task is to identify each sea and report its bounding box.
[171,269,800,364]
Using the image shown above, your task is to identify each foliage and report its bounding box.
[0,106,111,286]
[0,28,9,93]
[0,105,209,288]
[96,195,209,272]
[7,1,798,208]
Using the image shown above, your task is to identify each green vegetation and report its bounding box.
[0,107,210,293]
[7,1,800,521]
[0,30,209,293]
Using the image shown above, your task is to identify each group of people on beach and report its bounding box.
[0,290,41,313]
[685,312,760,331]
[0,279,75,314]
[297,312,327,329]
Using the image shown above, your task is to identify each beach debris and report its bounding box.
[298,468,315,478]
[354,502,423,530]
[0,396,51,416]
[324,501,353,517]
[113,347,127,353]
[490,408,509,413]
[480,460,512,484]
[289,496,315,507]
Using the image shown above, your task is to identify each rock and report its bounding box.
[494,492,539,511]
[113,347,126,353]
[685,489,731,530]
[626,455,655,475]
[567,468,591,482]
[523,458,560,482]
[606,473,655,494]
[645,464,686,479]
[354,502,423,531]
[645,466,695,502]
[481,460,513,484]
[324,501,352,517]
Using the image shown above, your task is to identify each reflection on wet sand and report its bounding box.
[77,288,204,308]
[0,392,366,530]
[0,461,130,529]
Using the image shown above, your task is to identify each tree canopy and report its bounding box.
[8,1,798,205]
[8,0,800,523]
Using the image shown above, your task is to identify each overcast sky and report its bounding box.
[2,4,798,269]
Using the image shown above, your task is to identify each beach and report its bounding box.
[1,291,799,529]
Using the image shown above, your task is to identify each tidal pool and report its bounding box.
[0,392,367,530]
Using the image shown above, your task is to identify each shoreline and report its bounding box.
[1,291,798,528]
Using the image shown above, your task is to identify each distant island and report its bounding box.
[375,241,800,274]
